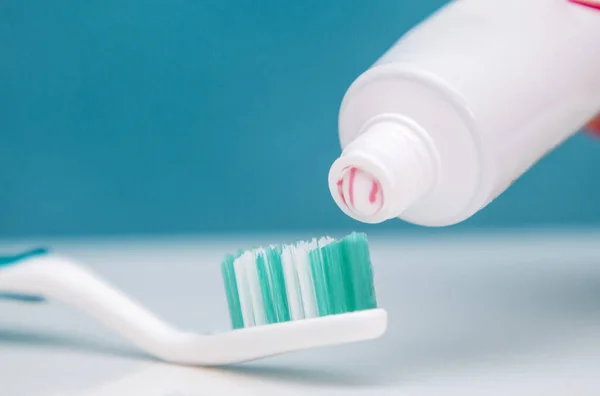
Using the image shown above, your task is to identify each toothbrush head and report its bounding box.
[218,232,387,358]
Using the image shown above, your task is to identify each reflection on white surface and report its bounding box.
[62,363,301,396]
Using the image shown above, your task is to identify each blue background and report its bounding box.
[1,0,599,238]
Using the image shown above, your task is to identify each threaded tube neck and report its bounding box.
[329,117,439,224]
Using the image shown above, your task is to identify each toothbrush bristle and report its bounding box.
[221,232,377,329]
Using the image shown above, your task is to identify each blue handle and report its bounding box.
[0,248,50,303]
[0,247,49,267]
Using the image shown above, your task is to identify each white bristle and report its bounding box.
[292,244,318,319]
[319,236,335,247]
[233,251,254,328]
[281,245,304,320]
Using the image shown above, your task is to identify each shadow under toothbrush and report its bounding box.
[0,325,154,362]
[0,324,386,388]
[223,363,385,388]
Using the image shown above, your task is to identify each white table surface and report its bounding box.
[1,230,600,396]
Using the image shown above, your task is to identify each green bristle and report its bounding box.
[309,247,332,316]
[220,254,244,329]
[266,247,290,323]
[321,241,348,315]
[341,233,378,311]
[256,252,277,325]
[339,243,357,313]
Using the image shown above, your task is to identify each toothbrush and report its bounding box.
[0,233,387,366]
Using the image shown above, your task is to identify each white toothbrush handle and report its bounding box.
[0,251,388,366]
[0,254,194,360]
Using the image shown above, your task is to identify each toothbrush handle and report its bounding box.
[0,252,189,358]
[0,248,50,302]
